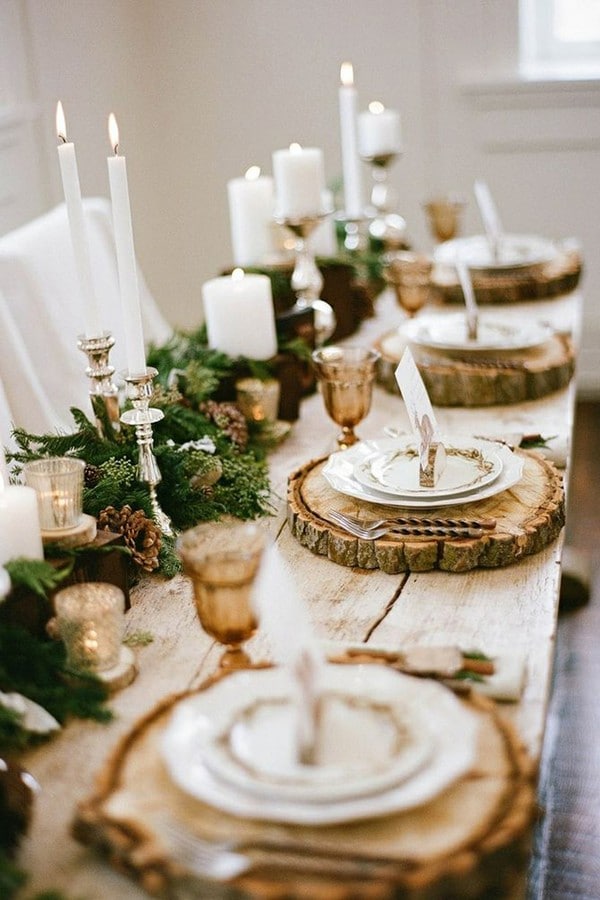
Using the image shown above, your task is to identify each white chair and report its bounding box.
[0,198,172,448]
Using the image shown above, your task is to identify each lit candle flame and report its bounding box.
[289,142,302,153]
[245,165,261,181]
[340,61,354,87]
[231,267,245,282]
[56,100,67,143]
[108,112,120,154]
[368,100,385,115]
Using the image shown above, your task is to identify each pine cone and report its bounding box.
[84,464,103,488]
[97,504,134,534]
[122,509,162,572]
[200,400,248,449]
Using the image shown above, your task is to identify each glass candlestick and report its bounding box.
[77,331,120,438]
[275,212,336,347]
[362,152,407,252]
[120,367,173,536]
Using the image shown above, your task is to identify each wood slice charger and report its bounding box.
[430,247,582,305]
[287,451,564,573]
[73,662,536,900]
[375,329,575,407]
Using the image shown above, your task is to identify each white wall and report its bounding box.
[3,0,599,394]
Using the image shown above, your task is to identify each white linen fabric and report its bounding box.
[0,198,172,451]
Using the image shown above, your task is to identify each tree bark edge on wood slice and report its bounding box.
[287,452,564,573]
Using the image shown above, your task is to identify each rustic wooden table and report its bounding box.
[17,290,581,898]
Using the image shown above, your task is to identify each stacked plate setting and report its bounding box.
[323,436,523,509]
[160,664,480,825]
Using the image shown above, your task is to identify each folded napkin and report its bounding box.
[322,641,526,703]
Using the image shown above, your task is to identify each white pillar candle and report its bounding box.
[55,101,102,338]
[358,101,402,158]
[202,269,277,360]
[106,113,147,377]
[0,478,44,566]
[227,166,275,266]
[338,62,363,218]
[272,144,325,219]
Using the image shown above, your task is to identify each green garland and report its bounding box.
[7,330,282,576]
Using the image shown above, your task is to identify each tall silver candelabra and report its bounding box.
[275,211,336,347]
[120,367,173,536]
[77,332,120,438]
[362,151,407,251]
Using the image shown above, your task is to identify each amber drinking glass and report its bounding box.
[385,251,433,318]
[177,521,265,669]
[312,346,381,449]
[423,195,466,243]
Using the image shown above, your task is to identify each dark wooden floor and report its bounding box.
[528,400,600,899]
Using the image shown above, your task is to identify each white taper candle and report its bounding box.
[56,101,102,338]
[106,113,147,377]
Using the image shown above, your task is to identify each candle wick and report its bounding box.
[58,134,67,144]
[113,143,119,156]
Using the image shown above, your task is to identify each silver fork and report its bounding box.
[162,818,397,882]
[327,510,491,540]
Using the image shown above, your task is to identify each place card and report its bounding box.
[395,348,446,487]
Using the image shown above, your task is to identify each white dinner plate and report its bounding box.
[434,233,557,271]
[184,675,434,805]
[354,437,502,499]
[160,664,479,826]
[323,437,523,509]
[400,313,554,353]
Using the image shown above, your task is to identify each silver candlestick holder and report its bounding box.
[362,151,407,252]
[334,211,369,255]
[275,211,336,347]
[120,367,173,536]
[77,332,120,438]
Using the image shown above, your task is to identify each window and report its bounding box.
[520,0,600,78]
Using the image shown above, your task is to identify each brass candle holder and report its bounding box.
[77,332,121,438]
[120,367,173,536]
[275,211,336,347]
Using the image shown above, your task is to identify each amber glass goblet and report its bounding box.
[312,346,380,449]
[385,251,433,318]
[177,521,265,669]
[423,195,466,243]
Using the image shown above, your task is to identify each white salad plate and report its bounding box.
[160,664,479,826]
[434,233,557,271]
[353,437,503,499]
[323,438,523,510]
[400,313,554,353]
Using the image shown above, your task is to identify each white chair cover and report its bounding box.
[0,198,172,450]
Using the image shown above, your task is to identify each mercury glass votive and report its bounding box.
[236,377,280,423]
[24,457,85,532]
[54,582,125,672]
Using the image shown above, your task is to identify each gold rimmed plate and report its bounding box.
[160,664,479,825]
[354,438,502,499]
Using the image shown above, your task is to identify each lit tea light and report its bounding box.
[54,583,125,672]
[23,457,85,533]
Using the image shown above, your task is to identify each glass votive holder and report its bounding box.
[236,377,280,423]
[24,457,85,532]
[54,582,125,672]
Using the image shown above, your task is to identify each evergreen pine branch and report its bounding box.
[4,559,73,599]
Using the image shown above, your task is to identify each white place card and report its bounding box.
[395,348,446,487]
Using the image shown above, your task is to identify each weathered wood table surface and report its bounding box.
[17,290,581,898]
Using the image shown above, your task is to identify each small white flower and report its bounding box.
[179,437,217,455]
